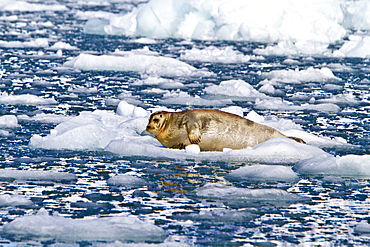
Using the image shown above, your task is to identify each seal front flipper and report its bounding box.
[185,122,202,144]
[188,129,201,144]
[170,143,186,149]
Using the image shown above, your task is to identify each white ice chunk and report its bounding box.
[0,1,68,11]
[2,208,167,243]
[159,90,232,106]
[0,92,57,106]
[195,183,308,201]
[29,102,151,151]
[132,76,185,89]
[0,194,33,207]
[116,101,148,118]
[262,67,340,83]
[204,79,269,100]
[0,115,20,129]
[254,40,330,56]
[180,46,252,63]
[294,154,370,177]
[17,113,73,124]
[83,0,349,44]
[227,165,299,182]
[107,174,149,188]
[0,169,76,182]
[64,53,214,77]
[355,222,370,234]
[334,35,370,58]
[0,38,49,48]
[106,137,327,165]
[48,41,78,50]
[254,98,341,113]
[185,144,201,154]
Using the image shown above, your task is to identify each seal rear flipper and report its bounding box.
[288,136,306,144]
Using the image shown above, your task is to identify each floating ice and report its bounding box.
[0,0,68,12]
[246,111,349,148]
[159,90,232,106]
[227,164,299,182]
[64,52,213,77]
[0,92,57,106]
[2,208,167,243]
[132,76,185,89]
[195,183,308,201]
[334,35,370,58]
[106,137,327,165]
[254,98,341,113]
[84,0,349,44]
[48,41,79,50]
[0,169,77,183]
[354,222,370,234]
[30,101,329,164]
[204,79,269,101]
[0,38,49,48]
[107,174,149,188]
[29,110,130,150]
[261,67,340,84]
[0,115,20,129]
[293,154,370,177]
[17,113,73,124]
[0,194,33,207]
[180,46,253,63]
[172,208,257,223]
[254,40,331,56]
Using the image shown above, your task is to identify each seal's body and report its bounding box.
[146,109,305,151]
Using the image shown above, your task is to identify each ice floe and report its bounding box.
[180,46,255,63]
[293,154,370,177]
[0,115,20,129]
[0,38,49,48]
[226,164,299,182]
[194,183,308,202]
[204,79,269,101]
[261,67,340,84]
[29,101,338,164]
[0,0,68,12]
[0,169,77,183]
[1,208,167,243]
[0,194,33,207]
[64,52,214,77]
[0,92,57,106]
[82,0,346,44]
[107,174,149,188]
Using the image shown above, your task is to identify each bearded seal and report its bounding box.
[146,109,305,152]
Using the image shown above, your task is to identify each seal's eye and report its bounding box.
[159,114,163,118]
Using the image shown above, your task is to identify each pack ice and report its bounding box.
[80,0,370,58]
[29,100,350,165]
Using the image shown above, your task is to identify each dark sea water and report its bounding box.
[0,1,369,246]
